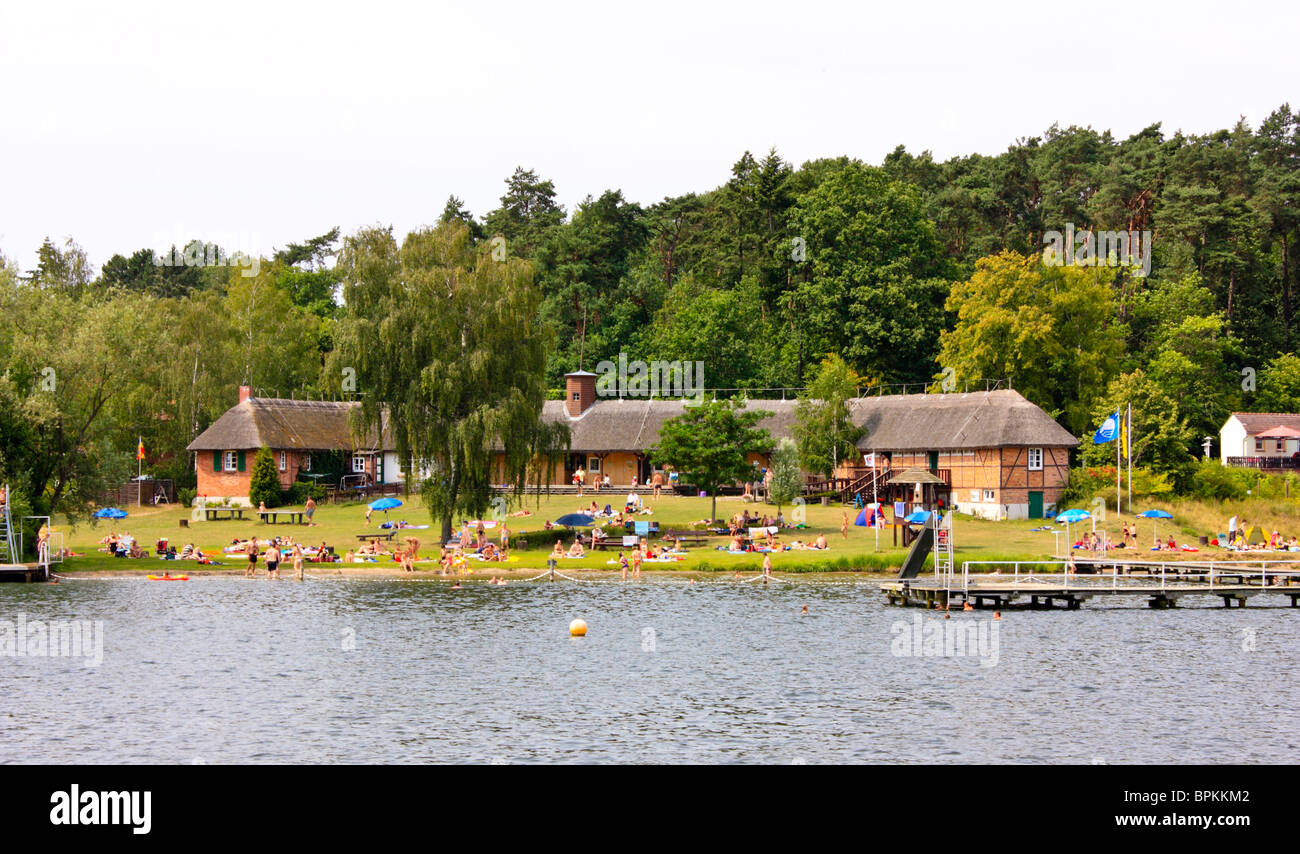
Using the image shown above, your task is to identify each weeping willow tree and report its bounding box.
[335,221,568,541]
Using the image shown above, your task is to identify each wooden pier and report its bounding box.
[882,559,1300,610]
[0,563,50,583]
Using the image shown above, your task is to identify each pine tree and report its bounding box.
[248,446,282,508]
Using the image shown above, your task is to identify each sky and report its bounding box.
[2,0,1297,272]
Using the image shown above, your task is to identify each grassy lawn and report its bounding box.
[44,490,1300,576]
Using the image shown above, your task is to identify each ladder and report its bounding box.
[933,513,954,583]
[1,484,16,564]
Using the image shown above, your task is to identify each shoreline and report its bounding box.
[51,565,897,580]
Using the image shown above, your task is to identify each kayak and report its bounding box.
[146,574,189,581]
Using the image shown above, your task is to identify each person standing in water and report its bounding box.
[292,543,304,580]
[245,537,258,578]
[762,552,772,581]
[265,542,281,579]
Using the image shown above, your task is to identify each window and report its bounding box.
[224,451,238,472]
[1027,447,1043,471]
[303,455,312,472]
[1277,440,1285,453]
[1256,439,1264,451]
[970,490,979,503]
[279,451,287,472]
[587,457,601,473]
[983,489,995,502]
[352,455,367,473]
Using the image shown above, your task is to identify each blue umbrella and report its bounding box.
[1055,508,1091,553]
[94,507,128,519]
[904,510,930,525]
[555,513,595,528]
[1137,509,1173,545]
[367,496,402,521]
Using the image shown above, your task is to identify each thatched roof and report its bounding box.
[887,467,947,485]
[850,390,1077,452]
[543,389,1076,453]
[188,388,1077,456]
[186,398,393,453]
[542,398,796,453]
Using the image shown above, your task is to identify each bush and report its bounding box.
[247,446,282,508]
[178,487,197,508]
[281,481,327,505]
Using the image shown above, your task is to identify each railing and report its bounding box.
[1225,456,1300,469]
[953,559,1295,596]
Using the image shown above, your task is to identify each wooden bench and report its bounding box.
[357,532,396,543]
[204,507,246,521]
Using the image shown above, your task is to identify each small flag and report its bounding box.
[136,437,145,460]
[863,453,876,467]
[1092,411,1120,444]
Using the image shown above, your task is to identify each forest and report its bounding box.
[3,105,1299,519]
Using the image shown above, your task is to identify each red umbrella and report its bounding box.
[1255,425,1300,439]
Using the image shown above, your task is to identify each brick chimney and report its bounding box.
[564,371,597,417]
[239,385,252,403]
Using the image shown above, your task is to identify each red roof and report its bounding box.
[1231,413,1300,435]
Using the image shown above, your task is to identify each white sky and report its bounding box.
[2,0,1297,272]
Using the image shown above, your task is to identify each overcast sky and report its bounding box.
[2,0,1297,272]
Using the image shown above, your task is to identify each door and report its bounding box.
[1028,491,1044,519]
[927,451,939,471]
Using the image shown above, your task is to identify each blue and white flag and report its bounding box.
[1092,411,1120,444]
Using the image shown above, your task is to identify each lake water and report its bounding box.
[2,576,1298,764]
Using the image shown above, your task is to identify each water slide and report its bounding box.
[896,525,934,579]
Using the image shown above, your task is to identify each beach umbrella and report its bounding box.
[93,507,128,519]
[367,496,403,520]
[903,509,931,525]
[1137,508,1173,545]
[555,513,595,528]
[1055,508,1091,552]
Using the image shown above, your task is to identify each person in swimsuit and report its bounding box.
[292,544,304,580]
[265,543,280,579]
[245,537,258,577]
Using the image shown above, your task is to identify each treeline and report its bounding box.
[3,105,1300,518]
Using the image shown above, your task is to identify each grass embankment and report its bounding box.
[45,492,1300,577]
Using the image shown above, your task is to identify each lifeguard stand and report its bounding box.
[885,468,951,547]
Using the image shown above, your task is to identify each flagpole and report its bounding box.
[1126,403,1132,513]
[1116,412,1121,521]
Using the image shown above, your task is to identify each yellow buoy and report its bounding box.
[569,618,587,637]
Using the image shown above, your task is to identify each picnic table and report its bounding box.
[204,507,246,521]
[259,510,305,525]
[357,531,396,543]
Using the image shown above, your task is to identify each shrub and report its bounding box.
[247,446,282,508]
[178,487,197,508]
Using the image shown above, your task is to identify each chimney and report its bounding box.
[564,371,597,417]
[239,385,252,403]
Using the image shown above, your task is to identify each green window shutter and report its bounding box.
[213,451,221,472]
[237,451,246,472]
